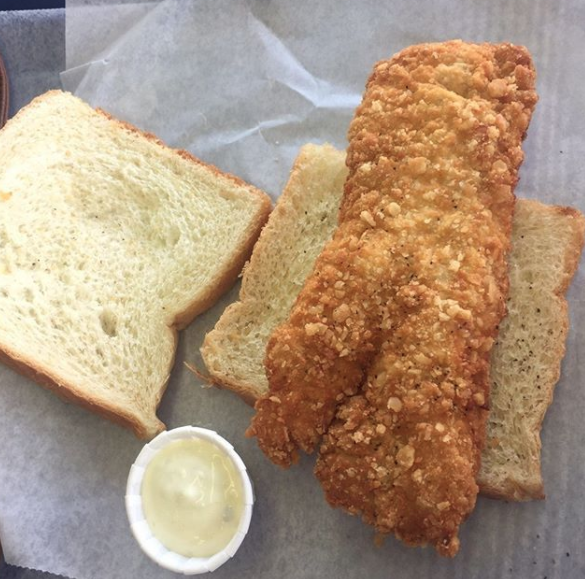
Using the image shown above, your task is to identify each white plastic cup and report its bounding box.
[125,426,254,574]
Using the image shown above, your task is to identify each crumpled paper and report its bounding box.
[1,1,584,578]
[61,0,365,198]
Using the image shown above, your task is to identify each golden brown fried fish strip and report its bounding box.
[248,40,536,511]
[315,41,537,556]
[247,225,398,466]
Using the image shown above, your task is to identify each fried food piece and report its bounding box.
[247,185,408,466]
[314,41,537,555]
[248,42,536,548]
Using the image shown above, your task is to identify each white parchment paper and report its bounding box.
[1,1,585,578]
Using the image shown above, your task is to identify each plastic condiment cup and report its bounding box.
[125,426,254,575]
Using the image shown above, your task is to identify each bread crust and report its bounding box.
[0,90,271,439]
[0,51,8,129]
[0,339,168,439]
[205,370,259,407]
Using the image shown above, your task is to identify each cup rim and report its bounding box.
[125,426,254,575]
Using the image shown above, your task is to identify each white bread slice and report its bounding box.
[201,143,347,403]
[0,90,271,439]
[201,144,584,501]
[478,199,585,500]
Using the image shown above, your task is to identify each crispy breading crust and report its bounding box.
[315,41,537,556]
[248,41,537,554]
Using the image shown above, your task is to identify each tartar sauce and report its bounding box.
[141,438,244,558]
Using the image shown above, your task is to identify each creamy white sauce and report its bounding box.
[141,438,244,558]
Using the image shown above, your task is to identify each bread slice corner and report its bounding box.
[0,90,271,439]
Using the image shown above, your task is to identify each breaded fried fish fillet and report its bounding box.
[248,41,537,553]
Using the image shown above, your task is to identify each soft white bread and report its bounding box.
[0,90,271,439]
[201,144,347,403]
[478,199,585,500]
[201,144,584,500]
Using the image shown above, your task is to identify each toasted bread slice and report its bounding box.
[201,144,584,500]
[0,90,271,439]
